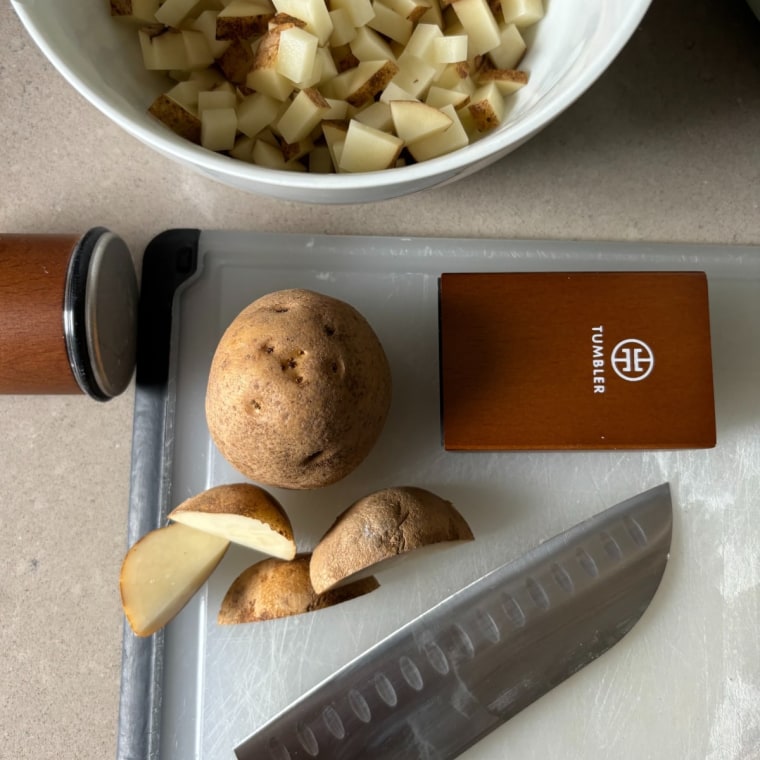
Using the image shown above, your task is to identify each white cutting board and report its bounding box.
[154,232,760,760]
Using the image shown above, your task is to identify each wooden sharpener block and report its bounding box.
[439,271,716,451]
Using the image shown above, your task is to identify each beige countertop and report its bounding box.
[1,1,758,758]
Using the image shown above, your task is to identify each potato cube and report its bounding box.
[275,26,319,84]
[338,119,403,172]
[399,22,442,62]
[216,0,274,38]
[309,144,334,172]
[467,81,504,131]
[406,103,468,161]
[431,34,467,63]
[322,97,350,119]
[189,11,231,57]
[425,84,469,109]
[166,79,203,110]
[390,99,452,142]
[488,22,526,69]
[350,25,396,62]
[383,0,431,22]
[345,59,399,107]
[368,1,413,44]
[315,46,340,85]
[154,0,200,27]
[392,54,437,98]
[330,0,375,28]
[218,38,256,84]
[450,0,500,56]
[272,0,334,44]
[148,93,202,143]
[276,88,331,143]
[475,65,528,94]
[378,80,418,102]
[321,119,348,167]
[140,29,189,70]
[201,107,238,150]
[182,30,215,69]
[329,8,356,46]
[229,135,256,161]
[236,91,284,136]
[353,100,393,131]
[500,0,543,28]
[109,0,160,23]
[198,89,238,113]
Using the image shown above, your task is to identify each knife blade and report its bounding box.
[235,483,672,760]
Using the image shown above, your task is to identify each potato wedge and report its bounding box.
[310,486,474,593]
[120,522,229,637]
[218,553,379,624]
[168,482,297,560]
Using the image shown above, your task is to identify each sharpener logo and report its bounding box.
[611,339,655,382]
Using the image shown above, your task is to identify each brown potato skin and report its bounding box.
[310,486,474,593]
[206,289,392,489]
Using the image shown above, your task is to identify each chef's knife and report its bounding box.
[235,483,672,760]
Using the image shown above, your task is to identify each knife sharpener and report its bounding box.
[439,271,716,450]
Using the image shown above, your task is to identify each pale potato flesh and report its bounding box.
[120,522,229,637]
[168,482,297,560]
[116,0,540,171]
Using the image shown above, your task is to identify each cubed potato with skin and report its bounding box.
[309,144,335,173]
[109,0,160,23]
[198,88,237,113]
[339,119,403,172]
[450,0,500,57]
[217,37,257,84]
[500,0,543,28]
[406,102,468,161]
[252,139,306,170]
[182,29,215,68]
[425,84,469,109]
[399,22,442,62]
[201,106,238,150]
[468,81,505,131]
[247,30,296,99]
[432,34,467,63]
[216,0,274,39]
[322,119,348,167]
[166,79,203,109]
[276,88,331,143]
[383,0,432,23]
[345,59,400,107]
[149,92,203,143]
[475,65,528,94]
[379,80,418,102]
[353,100,393,131]
[272,0,334,44]
[329,8,357,46]
[154,0,200,27]
[390,98,453,142]
[230,134,256,161]
[140,28,189,70]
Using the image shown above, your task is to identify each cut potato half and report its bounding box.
[218,554,379,624]
[168,483,297,560]
[120,522,230,637]
[310,486,474,593]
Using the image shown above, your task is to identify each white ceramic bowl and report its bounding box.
[13,0,651,204]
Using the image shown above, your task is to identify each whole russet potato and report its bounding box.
[206,289,392,489]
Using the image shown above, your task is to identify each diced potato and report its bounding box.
[330,0,375,28]
[272,0,334,44]
[322,119,349,167]
[188,66,227,89]
[190,11,231,57]
[417,0,443,26]
[309,144,334,172]
[368,1,413,44]
[252,138,306,170]
[399,22,442,61]
[166,79,202,109]
[182,30,215,68]
[329,8,356,46]
[392,54,437,98]
[201,106,238,150]
[279,135,315,161]
[500,0,543,28]
[383,0,432,23]
[109,0,160,23]
[345,59,400,107]
[276,88,331,143]
[155,0,202,27]
[140,29,189,70]
[431,34,467,63]
[353,100,393,131]
[390,99,453,142]
[198,88,237,113]
[488,22,526,69]
[406,103,468,161]
[467,81,505,131]
[379,80,418,102]
[247,30,296,99]
[322,97,350,119]
[275,26,319,84]
[350,25,397,62]
[425,84,469,109]
[450,0,500,56]
[237,91,283,136]
[230,134,256,161]
[338,119,403,172]
[149,93,203,143]
[475,65,528,94]
[216,38,255,83]
[216,0,274,38]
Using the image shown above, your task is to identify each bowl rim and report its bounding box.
[12,0,652,193]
